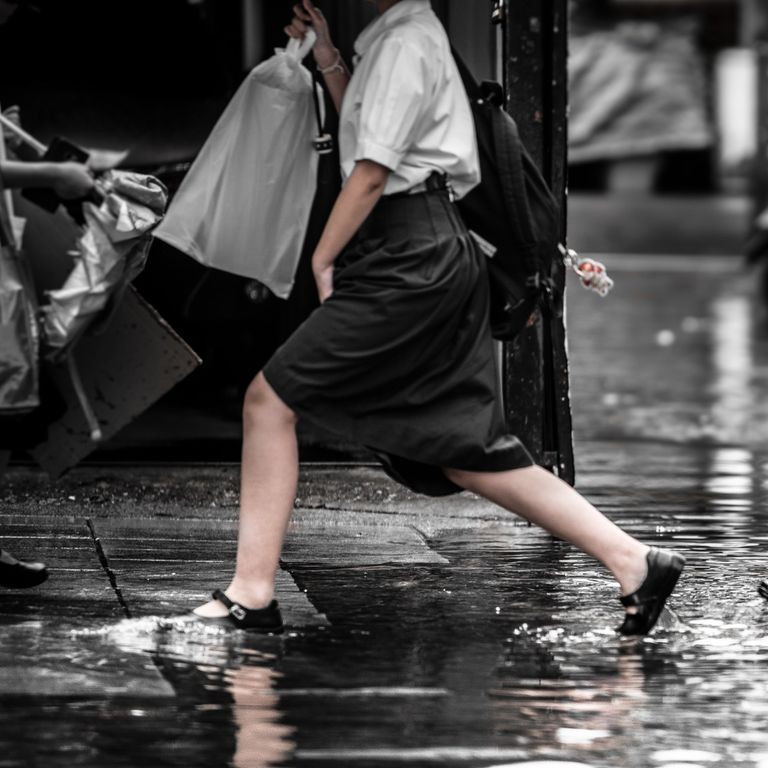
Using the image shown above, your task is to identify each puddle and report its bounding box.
[6,480,768,767]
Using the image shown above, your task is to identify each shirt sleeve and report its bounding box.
[354,38,431,172]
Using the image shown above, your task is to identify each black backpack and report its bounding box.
[453,53,561,341]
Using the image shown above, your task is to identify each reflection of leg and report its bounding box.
[227,665,295,768]
[443,465,650,598]
[195,373,298,617]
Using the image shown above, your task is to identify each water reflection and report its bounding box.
[709,294,754,442]
[490,626,672,764]
[5,474,768,768]
[7,455,768,766]
[227,664,295,768]
[567,261,768,449]
[101,619,295,767]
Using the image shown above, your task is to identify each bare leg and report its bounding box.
[443,465,650,606]
[195,373,298,617]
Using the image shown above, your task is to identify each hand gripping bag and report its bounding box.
[154,34,320,299]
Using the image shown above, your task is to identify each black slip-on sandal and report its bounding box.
[189,589,284,633]
[0,549,48,589]
[618,547,686,636]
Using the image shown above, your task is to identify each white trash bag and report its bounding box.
[154,33,321,299]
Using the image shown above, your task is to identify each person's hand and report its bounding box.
[51,162,95,200]
[313,262,334,304]
[285,0,337,69]
[2,105,22,150]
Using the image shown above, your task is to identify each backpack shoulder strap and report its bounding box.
[452,47,541,278]
[489,102,538,253]
[450,45,481,101]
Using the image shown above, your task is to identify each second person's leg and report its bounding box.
[443,465,659,608]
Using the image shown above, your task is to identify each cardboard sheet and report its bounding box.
[30,286,201,477]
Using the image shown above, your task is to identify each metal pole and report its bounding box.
[750,0,768,216]
[0,104,13,220]
[242,0,264,71]
[501,0,575,484]
[757,45,768,215]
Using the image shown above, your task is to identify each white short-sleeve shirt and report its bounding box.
[339,0,480,199]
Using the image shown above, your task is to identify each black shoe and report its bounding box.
[618,547,685,636]
[186,589,283,633]
[759,580,768,600]
[0,549,49,589]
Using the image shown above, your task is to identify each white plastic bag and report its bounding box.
[41,171,168,354]
[154,34,320,299]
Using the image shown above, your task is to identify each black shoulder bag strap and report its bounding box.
[311,69,334,155]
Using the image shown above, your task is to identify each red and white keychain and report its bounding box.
[558,244,614,297]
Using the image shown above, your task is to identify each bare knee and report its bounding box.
[243,373,296,427]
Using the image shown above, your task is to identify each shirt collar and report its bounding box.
[354,0,432,57]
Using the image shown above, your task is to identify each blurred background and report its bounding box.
[568,0,766,255]
[1,0,766,460]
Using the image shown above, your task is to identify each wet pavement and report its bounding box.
[3,252,768,768]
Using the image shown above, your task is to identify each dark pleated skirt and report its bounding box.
[263,187,533,496]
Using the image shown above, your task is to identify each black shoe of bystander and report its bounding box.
[0,549,49,589]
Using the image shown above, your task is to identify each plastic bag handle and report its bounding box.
[286,29,317,62]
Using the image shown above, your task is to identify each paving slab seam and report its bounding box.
[296,502,406,516]
[85,518,132,619]
[294,502,521,526]
[297,506,503,522]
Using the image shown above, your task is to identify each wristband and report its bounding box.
[318,50,345,76]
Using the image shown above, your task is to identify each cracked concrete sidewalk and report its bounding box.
[0,462,526,697]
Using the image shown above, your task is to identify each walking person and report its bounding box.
[1,0,95,589]
[191,0,685,635]
[0,146,93,589]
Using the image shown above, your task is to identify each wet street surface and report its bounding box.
[3,254,768,767]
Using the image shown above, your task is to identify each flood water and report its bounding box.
[4,256,768,767]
